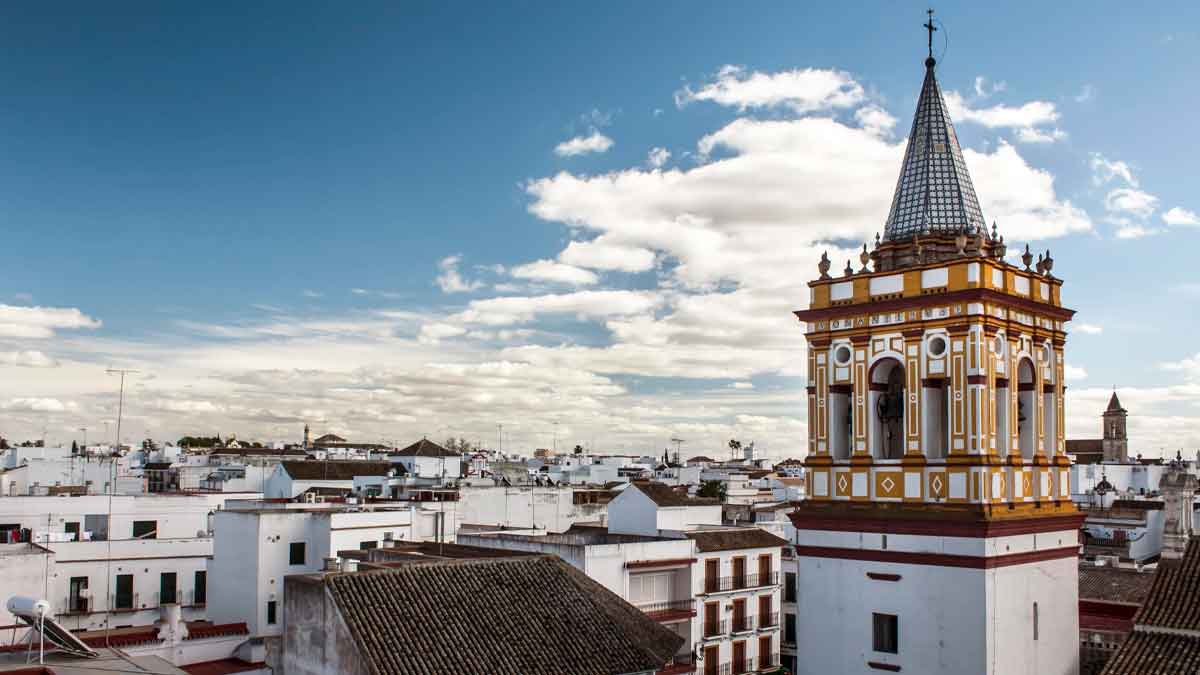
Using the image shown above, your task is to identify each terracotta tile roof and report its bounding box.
[685,528,789,553]
[1079,566,1156,605]
[324,555,683,675]
[1131,538,1200,631]
[182,658,266,675]
[391,438,460,458]
[281,460,394,481]
[633,482,719,507]
[686,456,715,464]
[1101,631,1200,675]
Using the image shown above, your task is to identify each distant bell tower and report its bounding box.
[303,423,311,449]
[789,12,1084,675]
[1101,391,1128,462]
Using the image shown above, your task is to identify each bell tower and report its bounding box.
[1101,391,1128,462]
[789,13,1084,675]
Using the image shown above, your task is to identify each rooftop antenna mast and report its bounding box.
[102,368,137,649]
[669,437,684,465]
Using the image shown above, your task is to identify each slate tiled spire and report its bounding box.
[882,55,987,242]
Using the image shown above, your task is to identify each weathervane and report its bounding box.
[924,8,938,66]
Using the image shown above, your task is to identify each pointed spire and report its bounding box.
[1106,390,1126,414]
[881,14,987,243]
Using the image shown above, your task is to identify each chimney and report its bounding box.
[323,557,340,572]
[341,558,359,572]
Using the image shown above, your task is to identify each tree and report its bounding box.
[0,437,8,450]
[697,480,727,501]
[71,440,79,454]
[573,444,584,455]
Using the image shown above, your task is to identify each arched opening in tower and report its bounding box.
[1017,358,1037,459]
[870,358,906,460]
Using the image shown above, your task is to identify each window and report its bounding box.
[289,542,306,565]
[68,576,88,613]
[114,574,134,609]
[359,540,378,550]
[160,572,177,605]
[872,613,898,654]
[785,613,796,645]
[1033,602,1039,641]
[784,572,796,603]
[267,600,277,625]
[132,520,157,539]
[193,571,207,606]
[64,522,80,542]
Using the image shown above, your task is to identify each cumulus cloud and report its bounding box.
[0,305,101,339]
[554,130,614,157]
[647,147,671,169]
[1074,323,1103,335]
[454,290,661,327]
[943,91,1064,143]
[1163,207,1200,227]
[675,65,865,113]
[1104,188,1159,220]
[0,350,60,368]
[1090,153,1138,187]
[2,398,74,413]
[558,238,656,272]
[1064,364,1088,380]
[854,105,897,137]
[510,260,599,286]
[973,76,1007,98]
[436,255,484,293]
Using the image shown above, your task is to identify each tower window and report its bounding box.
[872,613,899,653]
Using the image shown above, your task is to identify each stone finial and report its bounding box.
[844,260,854,277]
[1021,244,1033,271]
[874,232,881,249]
[1043,249,1054,276]
[859,244,870,273]
[818,251,831,279]
[955,232,968,256]
[1035,253,1045,275]
[990,221,998,241]
[996,235,1007,259]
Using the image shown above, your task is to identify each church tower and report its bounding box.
[789,14,1084,675]
[1101,391,1128,462]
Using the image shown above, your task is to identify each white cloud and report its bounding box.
[455,290,661,327]
[854,105,897,137]
[1074,323,1103,335]
[418,322,468,345]
[554,130,614,157]
[730,381,755,390]
[1089,153,1138,187]
[1163,207,1200,227]
[973,76,1007,98]
[1,397,74,413]
[302,289,323,298]
[647,147,671,169]
[0,305,102,339]
[350,288,368,295]
[1114,224,1160,239]
[1104,187,1159,220]
[1064,364,1088,380]
[1074,84,1096,103]
[558,238,656,272]
[675,65,865,114]
[436,255,484,293]
[510,260,599,286]
[0,350,59,368]
[943,91,1064,143]
[1161,352,1200,379]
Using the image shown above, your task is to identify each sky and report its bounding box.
[3,1,1200,459]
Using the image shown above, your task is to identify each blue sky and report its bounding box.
[3,2,1199,457]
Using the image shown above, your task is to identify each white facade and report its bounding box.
[208,501,456,637]
[456,485,613,532]
[794,527,1080,675]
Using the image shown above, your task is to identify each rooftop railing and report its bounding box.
[703,572,778,594]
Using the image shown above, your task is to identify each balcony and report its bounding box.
[760,653,780,669]
[111,593,140,613]
[638,599,696,622]
[62,595,91,615]
[703,572,779,594]
[757,612,779,629]
[703,619,728,639]
[731,615,753,634]
[657,655,696,675]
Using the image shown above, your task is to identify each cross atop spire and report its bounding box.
[924,9,938,66]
